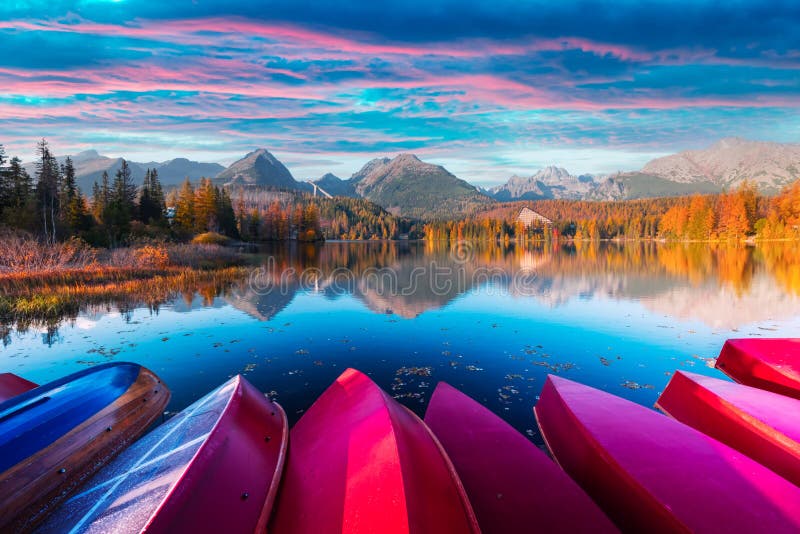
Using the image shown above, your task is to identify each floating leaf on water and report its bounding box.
[396,366,433,377]
[620,380,655,390]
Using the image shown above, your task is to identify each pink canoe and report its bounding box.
[535,375,800,533]
[269,368,480,533]
[716,338,800,399]
[424,382,616,533]
[0,372,37,402]
[657,370,800,487]
[38,375,287,533]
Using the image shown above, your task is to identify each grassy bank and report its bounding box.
[0,234,250,328]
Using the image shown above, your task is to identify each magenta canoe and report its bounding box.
[424,382,616,533]
[38,375,287,533]
[0,372,37,402]
[716,338,800,399]
[657,370,800,487]
[535,374,800,533]
[269,368,480,534]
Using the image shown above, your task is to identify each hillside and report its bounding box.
[25,149,226,191]
[641,137,800,193]
[214,148,301,189]
[489,166,602,201]
[312,173,357,198]
[349,153,493,219]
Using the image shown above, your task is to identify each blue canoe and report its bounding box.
[0,362,169,531]
[37,375,287,534]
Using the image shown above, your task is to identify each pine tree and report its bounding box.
[0,144,8,215]
[2,157,35,230]
[106,159,137,245]
[216,187,239,238]
[150,169,165,221]
[34,139,61,243]
[60,156,79,232]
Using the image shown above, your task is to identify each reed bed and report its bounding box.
[0,232,250,328]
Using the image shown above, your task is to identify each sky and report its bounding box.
[1,1,799,186]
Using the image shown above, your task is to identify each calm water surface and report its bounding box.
[3,241,800,444]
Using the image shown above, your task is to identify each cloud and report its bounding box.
[1,2,799,181]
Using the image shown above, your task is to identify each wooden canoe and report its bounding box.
[656,370,800,487]
[424,382,617,533]
[37,375,287,534]
[716,338,800,399]
[534,374,800,533]
[269,368,480,534]
[0,372,37,403]
[0,362,169,532]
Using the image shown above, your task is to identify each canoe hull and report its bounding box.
[535,374,800,533]
[657,370,800,487]
[269,368,479,534]
[424,382,616,533]
[0,373,37,403]
[0,362,169,532]
[37,375,288,534]
[716,338,800,399]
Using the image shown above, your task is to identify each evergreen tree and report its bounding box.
[61,156,77,200]
[150,169,165,221]
[216,187,239,238]
[3,156,35,230]
[60,156,79,232]
[0,144,8,215]
[34,139,61,243]
[106,159,137,245]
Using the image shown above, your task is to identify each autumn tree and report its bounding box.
[173,178,195,235]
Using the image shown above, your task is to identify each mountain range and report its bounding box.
[30,137,800,219]
[24,149,225,192]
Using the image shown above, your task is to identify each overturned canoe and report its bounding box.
[37,375,287,534]
[535,375,800,533]
[657,370,800,487]
[0,362,168,532]
[424,382,616,533]
[0,372,37,403]
[716,338,800,399]
[269,368,480,533]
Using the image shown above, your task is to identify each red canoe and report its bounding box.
[38,375,287,533]
[0,372,37,402]
[424,382,616,533]
[716,338,800,399]
[534,375,800,533]
[269,368,480,533]
[657,370,800,487]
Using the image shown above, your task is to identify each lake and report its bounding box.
[2,240,800,445]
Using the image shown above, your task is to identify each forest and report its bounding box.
[428,182,800,242]
[3,140,800,247]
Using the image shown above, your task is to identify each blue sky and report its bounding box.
[1,1,799,185]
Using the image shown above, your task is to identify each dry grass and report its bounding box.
[0,231,249,328]
[0,231,96,273]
